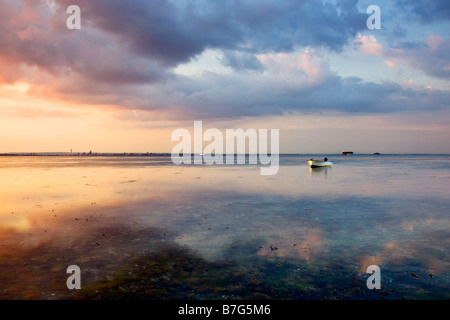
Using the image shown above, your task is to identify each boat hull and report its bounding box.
[308,160,332,167]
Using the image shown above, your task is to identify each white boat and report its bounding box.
[307,159,332,167]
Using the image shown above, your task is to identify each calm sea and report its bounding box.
[0,154,449,299]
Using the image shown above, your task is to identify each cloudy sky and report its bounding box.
[1,0,449,153]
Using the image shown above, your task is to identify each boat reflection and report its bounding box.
[308,166,330,177]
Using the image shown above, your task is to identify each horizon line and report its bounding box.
[1,152,450,156]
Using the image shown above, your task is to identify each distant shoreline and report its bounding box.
[1,153,449,157]
[0,152,172,157]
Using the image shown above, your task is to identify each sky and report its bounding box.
[0,0,449,154]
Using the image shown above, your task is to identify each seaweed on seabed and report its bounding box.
[71,245,208,300]
[69,239,419,300]
[69,242,305,300]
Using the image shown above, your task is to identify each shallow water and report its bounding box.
[0,154,449,299]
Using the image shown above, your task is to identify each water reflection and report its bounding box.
[308,166,330,177]
[0,156,449,299]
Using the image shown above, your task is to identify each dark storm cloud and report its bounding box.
[53,0,365,66]
[0,0,172,85]
[395,0,450,23]
[1,0,367,86]
[1,0,449,120]
[110,68,450,120]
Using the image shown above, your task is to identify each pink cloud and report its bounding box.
[257,48,331,85]
[385,35,450,79]
[384,60,396,68]
[355,33,450,80]
[425,35,443,52]
[356,33,383,56]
